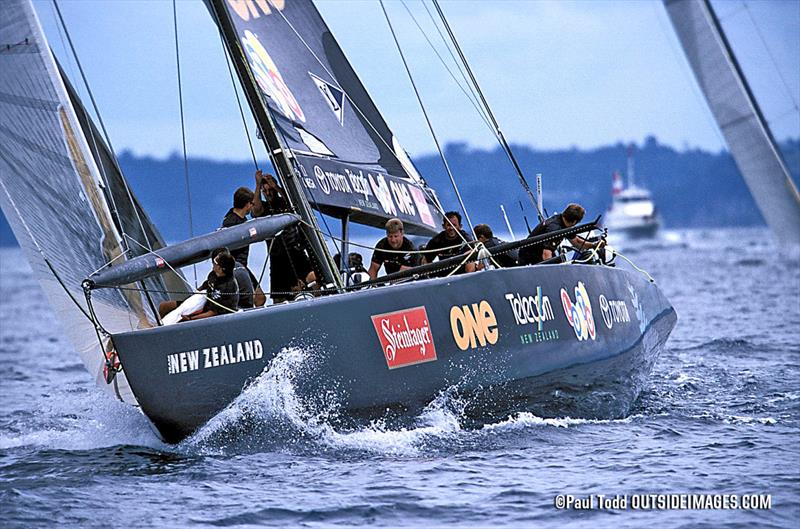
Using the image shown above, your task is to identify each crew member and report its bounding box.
[221,186,265,307]
[158,249,239,322]
[474,223,517,268]
[518,203,603,265]
[252,169,314,302]
[422,211,475,274]
[368,218,420,279]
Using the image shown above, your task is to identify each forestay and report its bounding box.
[209,0,443,235]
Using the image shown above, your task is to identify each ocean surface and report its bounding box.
[0,227,798,528]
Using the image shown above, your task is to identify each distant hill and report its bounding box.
[1,137,798,246]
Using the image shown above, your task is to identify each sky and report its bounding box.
[34,0,800,161]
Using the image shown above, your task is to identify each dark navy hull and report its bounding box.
[114,264,676,443]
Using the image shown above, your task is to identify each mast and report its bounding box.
[205,0,339,288]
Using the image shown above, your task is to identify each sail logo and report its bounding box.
[310,73,345,125]
[369,173,397,216]
[242,30,305,123]
[450,300,498,351]
[313,165,354,196]
[598,295,630,329]
[560,282,596,341]
[371,306,437,369]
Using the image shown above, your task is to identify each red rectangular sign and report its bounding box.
[371,306,437,369]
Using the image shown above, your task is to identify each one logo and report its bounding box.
[249,227,257,238]
[505,287,559,345]
[313,165,331,194]
[368,173,397,216]
[241,30,305,123]
[371,306,437,369]
[155,257,166,268]
[560,281,596,341]
[310,73,345,125]
[598,295,631,329]
[450,300,498,351]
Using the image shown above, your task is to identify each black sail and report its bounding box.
[210,0,443,235]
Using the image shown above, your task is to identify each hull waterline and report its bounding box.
[113,264,676,443]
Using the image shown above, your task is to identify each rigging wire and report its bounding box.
[400,0,494,133]
[741,1,799,120]
[379,0,475,236]
[219,33,260,171]
[431,0,543,222]
[52,0,155,253]
[171,0,198,286]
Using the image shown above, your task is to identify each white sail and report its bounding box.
[664,0,800,243]
[0,0,161,403]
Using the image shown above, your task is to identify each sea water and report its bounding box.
[0,228,798,528]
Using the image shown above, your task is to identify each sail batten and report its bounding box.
[664,0,800,243]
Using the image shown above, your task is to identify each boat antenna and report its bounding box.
[500,205,515,240]
[379,0,475,236]
[432,0,544,222]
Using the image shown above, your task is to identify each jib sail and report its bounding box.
[208,0,443,235]
[0,0,187,402]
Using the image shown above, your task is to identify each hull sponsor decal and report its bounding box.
[627,282,647,333]
[450,300,498,351]
[560,282,596,341]
[505,287,559,345]
[167,339,263,375]
[371,306,437,369]
[598,295,631,329]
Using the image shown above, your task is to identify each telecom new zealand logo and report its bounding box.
[505,287,559,345]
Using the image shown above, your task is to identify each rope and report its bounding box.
[402,0,494,132]
[294,217,464,255]
[742,2,799,114]
[380,0,475,235]
[172,0,197,286]
[431,0,543,221]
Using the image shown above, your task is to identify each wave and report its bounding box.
[0,389,165,451]
[184,347,465,456]
[482,412,637,431]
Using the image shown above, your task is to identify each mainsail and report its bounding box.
[206,0,443,235]
[0,0,185,402]
[664,0,800,243]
